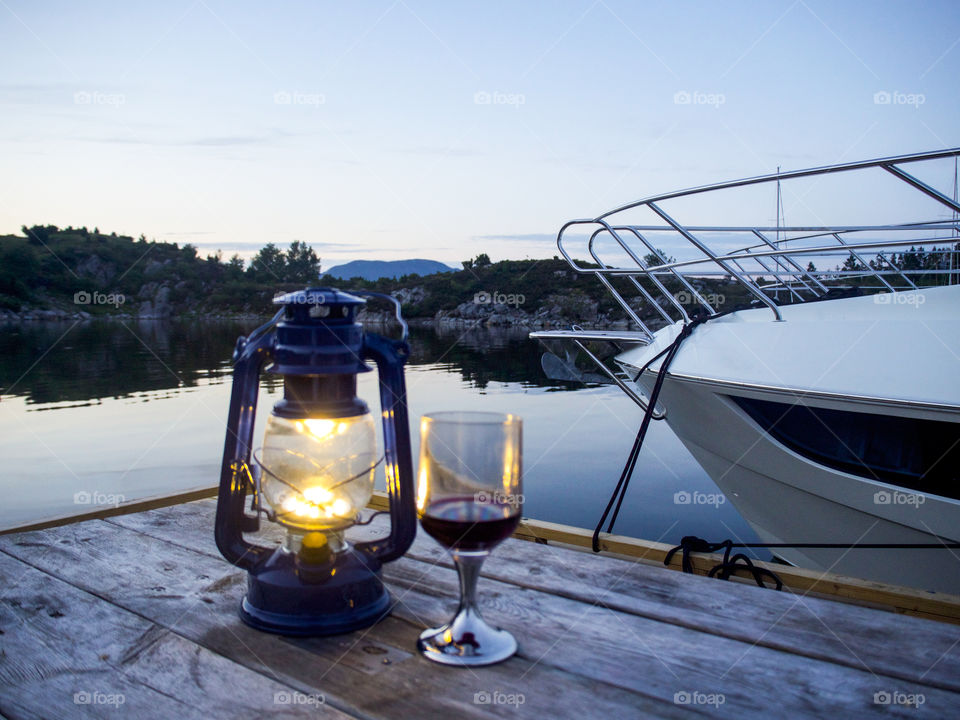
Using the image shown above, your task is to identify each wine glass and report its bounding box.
[416,411,522,666]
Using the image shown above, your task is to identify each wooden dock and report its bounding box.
[1,498,958,718]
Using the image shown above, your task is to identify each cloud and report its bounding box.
[321,246,425,254]
[184,135,278,147]
[541,157,634,172]
[394,145,484,158]
[176,239,369,252]
[473,233,558,243]
[94,132,282,147]
[0,82,91,102]
[163,241,265,253]
[304,241,367,248]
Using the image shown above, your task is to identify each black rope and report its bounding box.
[664,537,783,590]
[592,317,706,552]
[664,535,960,591]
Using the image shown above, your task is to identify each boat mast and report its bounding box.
[775,165,781,245]
[775,166,787,299]
[953,157,958,285]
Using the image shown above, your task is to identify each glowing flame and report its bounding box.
[280,484,353,522]
[296,419,337,439]
[303,486,333,504]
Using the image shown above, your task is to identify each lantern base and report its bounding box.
[239,545,392,636]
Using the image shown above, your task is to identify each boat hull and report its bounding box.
[618,288,960,594]
[658,377,960,593]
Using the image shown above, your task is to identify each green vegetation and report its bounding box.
[328,253,752,323]
[0,226,320,314]
[1,225,687,319]
[3,225,955,321]
[325,256,607,317]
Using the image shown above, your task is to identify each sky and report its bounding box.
[1,0,959,268]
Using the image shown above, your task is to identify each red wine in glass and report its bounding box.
[420,496,520,552]
[416,411,522,666]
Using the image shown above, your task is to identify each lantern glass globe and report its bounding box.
[259,412,377,531]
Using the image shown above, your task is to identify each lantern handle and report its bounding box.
[355,331,417,563]
[214,310,283,571]
[351,291,409,342]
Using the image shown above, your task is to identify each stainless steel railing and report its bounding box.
[555,149,960,334]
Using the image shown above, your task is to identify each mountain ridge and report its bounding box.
[323,258,454,281]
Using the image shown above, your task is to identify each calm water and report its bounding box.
[0,319,761,547]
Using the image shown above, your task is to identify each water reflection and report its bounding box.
[0,320,247,407]
[0,318,761,554]
[0,319,580,407]
[408,324,580,391]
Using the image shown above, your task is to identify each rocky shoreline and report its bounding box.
[0,307,265,323]
[0,307,632,329]
[2,283,680,330]
[1,308,94,322]
[359,285,673,330]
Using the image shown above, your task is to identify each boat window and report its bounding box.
[729,396,960,501]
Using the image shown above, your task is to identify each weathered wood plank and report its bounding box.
[511,516,960,624]
[12,484,956,623]
[110,500,960,694]
[0,522,683,719]
[379,554,957,718]
[0,485,219,537]
[0,552,355,719]
[370,491,960,623]
[4,508,957,717]
[399,517,960,693]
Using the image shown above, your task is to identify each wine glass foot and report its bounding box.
[417,612,517,667]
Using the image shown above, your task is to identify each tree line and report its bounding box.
[0,225,322,312]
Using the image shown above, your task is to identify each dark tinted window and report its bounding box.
[730,396,960,500]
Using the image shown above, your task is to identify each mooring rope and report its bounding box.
[664,536,960,590]
[592,315,708,552]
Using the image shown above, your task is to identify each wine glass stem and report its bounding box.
[453,552,486,615]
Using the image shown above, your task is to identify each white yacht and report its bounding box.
[533,149,960,594]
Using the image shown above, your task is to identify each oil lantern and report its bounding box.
[215,288,416,635]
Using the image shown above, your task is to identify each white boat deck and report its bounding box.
[616,285,960,414]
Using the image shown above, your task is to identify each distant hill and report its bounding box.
[324,259,454,281]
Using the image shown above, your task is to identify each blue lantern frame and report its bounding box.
[214,288,416,636]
